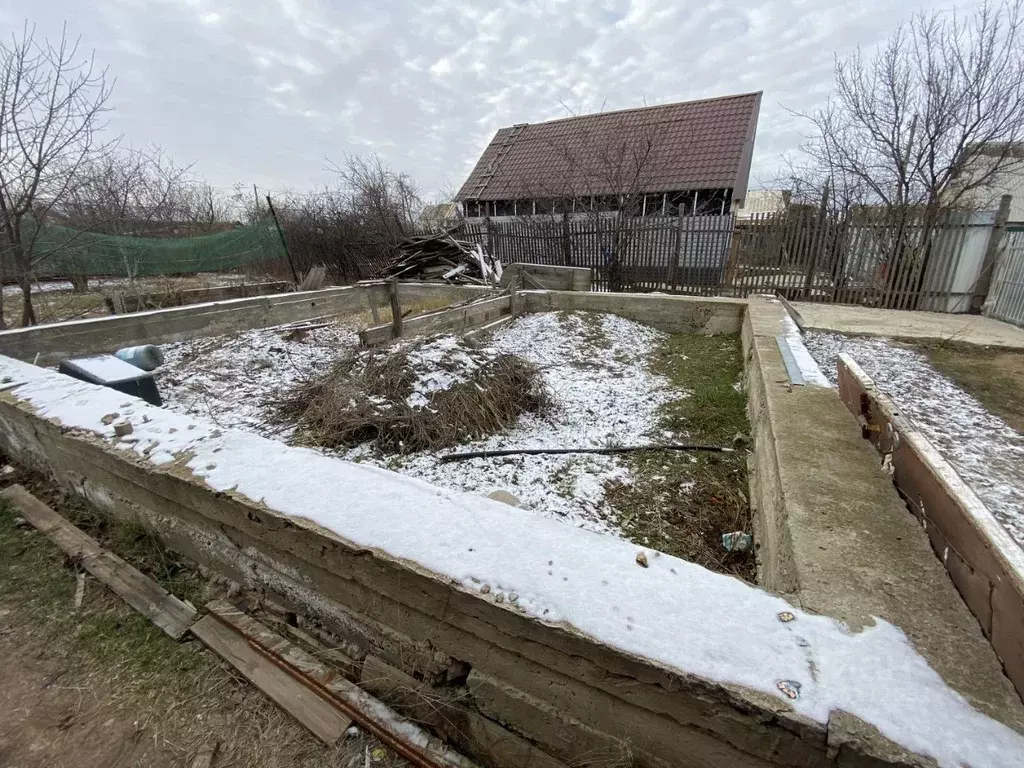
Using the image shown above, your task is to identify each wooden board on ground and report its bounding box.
[204,600,477,768]
[190,614,351,745]
[0,484,196,640]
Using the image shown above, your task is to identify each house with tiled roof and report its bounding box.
[456,92,761,220]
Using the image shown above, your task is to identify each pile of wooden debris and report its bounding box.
[381,231,502,285]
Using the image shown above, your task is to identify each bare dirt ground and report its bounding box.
[0,466,406,768]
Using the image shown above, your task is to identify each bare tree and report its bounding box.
[791,0,1024,212]
[59,146,230,237]
[327,153,421,240]
[0,22,114,327]
[476,113,673,289]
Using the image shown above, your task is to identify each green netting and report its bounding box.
[27,221,287,278]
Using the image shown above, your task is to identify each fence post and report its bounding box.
[389,277,403,340]
[673,206,685,290]
[265,195,300,285]
[801,182,830,300]
[561,212,573,266]
[971,194,1012,313]
[485,216,495,258]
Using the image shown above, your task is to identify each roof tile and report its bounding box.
[456,91,761,202]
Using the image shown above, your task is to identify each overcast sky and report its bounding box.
[4,0,971,201]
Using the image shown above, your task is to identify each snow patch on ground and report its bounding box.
[2,355,1023,767]
[402,335,497,408]
[158,322,359,437]
[805,332,1024,548]
[781,315,830,386]
[357,312,675,536]
[157,311,675,538]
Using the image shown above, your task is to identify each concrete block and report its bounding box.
[826,711,935,768]
[743,298,1024,733]
[0,288,365,366]
[362,656,567,768]
[0,282,490,367]
[466,670,795,768]
[521,290,744,334]
[0,351,1003,766]
[499,264,591,292]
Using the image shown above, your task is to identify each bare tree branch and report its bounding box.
[787,0,1024,213]
[0,21,115,326]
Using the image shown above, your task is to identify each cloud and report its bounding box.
[8,0,979,198]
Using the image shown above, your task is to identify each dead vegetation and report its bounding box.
[606,333,754,580]
[0,459,406,767]
[277,337,549,454]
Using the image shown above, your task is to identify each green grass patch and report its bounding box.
[606,334,753,580]
[0,494,210,689]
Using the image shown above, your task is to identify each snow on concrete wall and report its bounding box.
[0,355,1022,766]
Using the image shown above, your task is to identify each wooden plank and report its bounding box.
[1,484,196,640]
[191,614,351,745]
[389,277,403,339]
[359,295,510,347]
[206,601,478,768]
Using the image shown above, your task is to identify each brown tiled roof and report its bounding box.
[456,92,761,203]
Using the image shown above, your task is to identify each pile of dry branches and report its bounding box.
[275,339,548,454]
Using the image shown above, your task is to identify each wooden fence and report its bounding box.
[457,215,732,294]
[453,208,1003,311]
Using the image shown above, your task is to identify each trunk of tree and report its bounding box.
[0,285,6,331]
[19,275,35,326]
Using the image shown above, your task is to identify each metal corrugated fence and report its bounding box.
[985,229,1024,327]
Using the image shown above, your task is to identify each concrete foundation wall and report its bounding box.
[521,291,745,334]
[0,374,933,768]
[360,296,511,347]
[0,282,491,366]
[109,281,292,313]
[742,298,1024,731]
[837,355,1024,700]
[499,263,591,292]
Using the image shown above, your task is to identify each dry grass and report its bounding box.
[277,338,549,454]
[605,333,755,580]
[0,461,407,767]
[907,338,1024,434]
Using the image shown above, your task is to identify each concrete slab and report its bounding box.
[522,290,746,334]
[744,298,1024,733]
[792,302,1024,348]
